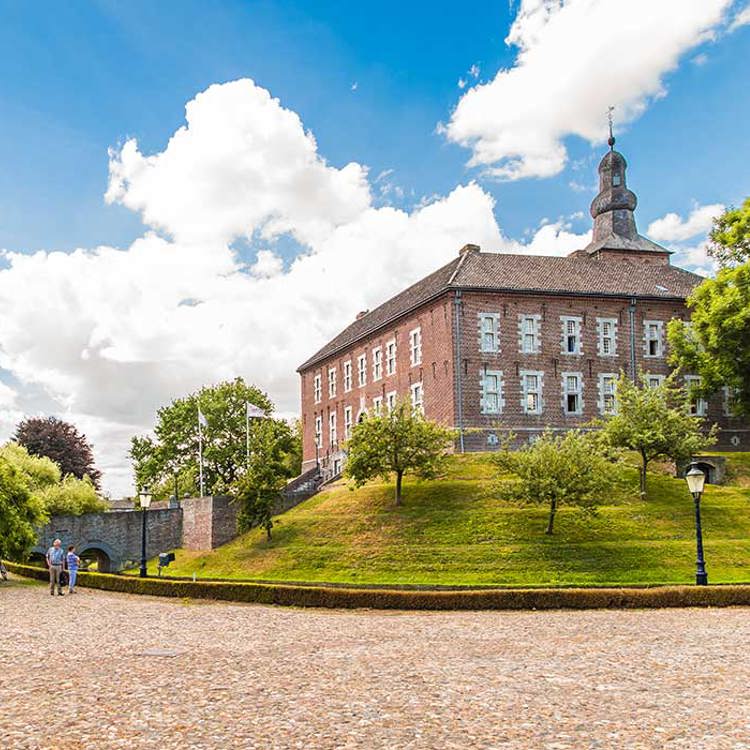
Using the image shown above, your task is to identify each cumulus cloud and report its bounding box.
[729,2,750,30]
[646,203,724,242]
[445,0,733,180]
[0,80,506,495]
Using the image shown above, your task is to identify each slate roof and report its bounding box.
[298,251,702,371]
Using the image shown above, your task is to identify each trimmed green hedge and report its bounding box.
[7,561,750,610]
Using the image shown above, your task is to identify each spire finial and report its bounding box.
[607,105,616,149]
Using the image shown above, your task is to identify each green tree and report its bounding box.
[667,261,750,418]
[35,475,107,515]
[599,374,716,497]
[494,430,614,535]
[130,378,299,496]
[708,197,750,266]
[233,419,295,540]
[0,442,60,492]
[345,402,455,506]
[0,457,47,561]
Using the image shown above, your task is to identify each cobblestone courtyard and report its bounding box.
[2,580,749,749]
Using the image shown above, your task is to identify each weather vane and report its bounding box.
[607,105,616,149]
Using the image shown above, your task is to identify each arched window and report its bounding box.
[612,172,622,187]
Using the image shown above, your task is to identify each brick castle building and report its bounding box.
[297,141,748,476]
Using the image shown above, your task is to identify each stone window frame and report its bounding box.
[314,415,323,447]
[685,375,707,417]
[313,373,322,404]
[372,346,383,381]
[598,373,618,415]
[645,373,665,388]
[343,406,353,440]
[596,317,618,357]
[409,327,422,366]
[343,360,353,393]
[372,396,383,417]
[480,369,505,415]
[357,354,367,387]
[561,371,584,416]
[643,320,664,358]
[410,381,424,414]
[560,316,583,356]
[478,312,501,354]
[385,338,397,376]
[328,367,337,399]
[520,370,544,415]
[518,314,541,354]
[329,410,337,448]
[386,390,397,413]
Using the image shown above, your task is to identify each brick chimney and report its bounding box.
[355,310,369,320]
[459,243,480,256]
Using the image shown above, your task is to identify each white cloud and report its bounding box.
[507,220,591,257]
[646,203,724,242]
[729,3,750,30]
[445,0,733,180]
[0,80,505,496]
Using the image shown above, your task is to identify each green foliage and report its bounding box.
[599,374,716,496]
[0,458,47,560]
[708,197,750,266]
[345,402,455,505]
[130,377,300,496]
[494,430,615,535]
[35,475,107,516]
[667,260,750,417]
[0,442,60,492]
[234,418,297,540]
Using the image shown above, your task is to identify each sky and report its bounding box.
[1,0,749,495]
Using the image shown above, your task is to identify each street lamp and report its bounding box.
[685,463,708,586]
[138,489,152,578]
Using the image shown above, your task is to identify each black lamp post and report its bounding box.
[138,489,152,578]
[685,463,708,586]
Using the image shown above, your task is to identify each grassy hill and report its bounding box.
[153,452,750,587]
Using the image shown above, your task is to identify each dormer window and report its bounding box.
[612,172,621,187]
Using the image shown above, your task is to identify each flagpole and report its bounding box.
[198,410,205,498]
[246,402,250,470]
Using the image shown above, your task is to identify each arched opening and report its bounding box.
[79,546,113,573]
[27,551,47,568]
[695,462,717,485]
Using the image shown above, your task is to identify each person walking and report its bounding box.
[46,539,65,596]
[66,545,80,594]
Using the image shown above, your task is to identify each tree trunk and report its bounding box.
[545,498,557,535]
[265,523,272,542]
[395,470,403,507]
[640,452,648,498]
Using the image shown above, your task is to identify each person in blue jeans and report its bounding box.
[66,545,80,593]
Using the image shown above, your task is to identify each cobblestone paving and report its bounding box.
[2,579,750,749]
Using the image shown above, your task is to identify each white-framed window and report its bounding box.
[479,313,500,353]
[685,375,707,416]
[372,396,383,416]
[410,382,424,414]
[386,390,397,413]
[409,328,422,366]
[372,347,383,381]
[344,406,353,440]
[385,339,397,376]
[562,372,584,415]
[597,318,617,357]
[645,373,665,388]
[598,373,618,415]
[329,411,337,447]
[561,316,583,355]
[313,373,322,404]
[357,354,367,387]
[644,320,664,358]
[343,361,352,393]
[328,367,337,398]
[518,315,540,354]
[314,415,322,447]
[480,370,504,415]
[520,370,543,415]
[723,386,739,417]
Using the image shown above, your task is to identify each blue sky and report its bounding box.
[1,0,749,494]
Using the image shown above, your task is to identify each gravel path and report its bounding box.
[1,578,749,749]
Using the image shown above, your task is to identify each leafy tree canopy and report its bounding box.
[15,416,102,489]
[0,457,47,561]
[131,378,300,497]
[345,402,455,506]
[35,475,106,516]
[0,442,60,492]
[708,197,750,266]
[599,374,715,497]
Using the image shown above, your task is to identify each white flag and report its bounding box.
[198,409,208,428]
[246,402,265,419]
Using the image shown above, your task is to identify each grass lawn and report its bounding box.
[144,452,750,587]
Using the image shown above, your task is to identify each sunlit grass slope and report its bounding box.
[152,452,750,587]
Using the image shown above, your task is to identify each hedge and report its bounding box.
[8,562,750,610]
